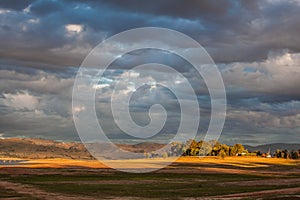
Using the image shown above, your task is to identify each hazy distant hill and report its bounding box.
[0,138,164,159]
[244,143,300,154]
[0,138,92,159]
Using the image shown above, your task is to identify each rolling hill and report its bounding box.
[244,143,300,154]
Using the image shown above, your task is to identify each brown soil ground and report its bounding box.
[0,180,95,200]
[206,187,300,199]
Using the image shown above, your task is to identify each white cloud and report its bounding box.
[92,83,110,90]
[28,18,39,24]
[222,51,300,96]
[2,91,39,110]
[228,110,300,128]
[121,71,140,78]
[0,9,11,14]
[0,69,74,95]
[23,5,31,14]
[65,24,83,34]
[73,106,86,114]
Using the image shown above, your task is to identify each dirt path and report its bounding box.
[203,187,300,199]
[0,180,95,200]
[217,178,300,186]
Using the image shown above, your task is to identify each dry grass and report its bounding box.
[1,156,299,169]
[177,156,300,167]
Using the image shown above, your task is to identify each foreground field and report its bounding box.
[0,157,300,199]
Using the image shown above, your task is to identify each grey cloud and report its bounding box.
[30,0,64,16]
[1,0,300,65]
[227,110,300,129]
[0,67,77,140]
[99,0,231,19]
[0,68,74,95]
[0,63,298,145]
[0,0,33,11]
[0,110,77,140]
[223,52,300,102]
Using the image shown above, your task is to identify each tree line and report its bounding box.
[274,149,300,159]
[170,140,248,158]
[145,139,300,159]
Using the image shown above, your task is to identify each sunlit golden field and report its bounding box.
[1,156,299,169]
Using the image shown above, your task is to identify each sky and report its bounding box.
[0,0,299,146]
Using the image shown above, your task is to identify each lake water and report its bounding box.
[0,160,27,166]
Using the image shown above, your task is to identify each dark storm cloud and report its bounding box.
[30,0,65,16]
[99,0,231,19]
[1,0,300,65]
[0,0,33,11]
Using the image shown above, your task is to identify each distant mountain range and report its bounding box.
[244,143,300,154]
[1,138,299,159]
[0,138,164,159]
[0,138,92,159]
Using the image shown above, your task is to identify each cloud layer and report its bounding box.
[0,0,299,145]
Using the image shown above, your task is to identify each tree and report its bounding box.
[211,141,222,156]
[274,149,282,158]
[162,152,168,159]
[219,149,226,159]
[290,150,299,159]
[256,151,262,156]
[230,143,245,156]
[185,140,211,156]
[282,149,289,159]
[198,141,212,156]
[188,140,199,156]
[144,152,150,159]
[191,147,200,156]
[170,142,184,156]
[221,144,230,156]
[209,140,220,149]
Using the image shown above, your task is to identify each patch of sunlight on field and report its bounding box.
[1,156,299,170]
[176,156,300,168]
[20,158,107,168]
[3,158,175,169]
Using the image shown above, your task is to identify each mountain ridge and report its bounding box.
[244,143,300,154]
[1,137,299,159]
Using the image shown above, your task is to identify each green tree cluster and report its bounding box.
[184,140,247,158]
[274,149,300,159]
